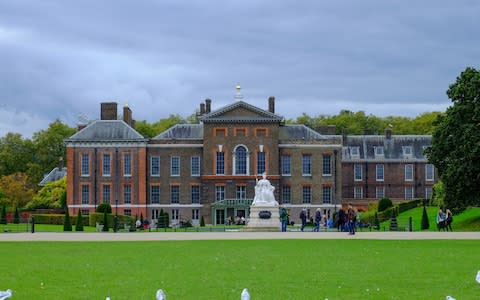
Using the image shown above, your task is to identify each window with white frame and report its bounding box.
[402,146,413,157]
[302,154,312,176]
[376,164,384,181]
[81,154,89,176]
[425,164,434,181]
[191,185,200,204]
[354,164,362,181]
[236,185,246,200]
[103,154,110,176]
[322,154,331,176]
[234,145,248,175]
[350,146,360,158]
[123,209,131,216]
[102,185,110,204]
[81,184,89,204]
[376,186,385,199]
[257,151,266,175]
[171,156,180,176]
[150,156,160,176]
[374,146,384,157]
[172,209,179,220]
[322,186,332,204]
[354,187,363,199]
[215,186,225,202]
[425,187,433,199]
[404,164,414,181]
[150,185,160,204]
[124,184,131,204]
[191,156,200,176]
[123,153,131,176]
[281,155,291,175]
[281,185,291,204]
[170,185,180,204]
[302,186,311,204]
[192,209,199,220]
[216,152,224,175]
[405,186,414,199]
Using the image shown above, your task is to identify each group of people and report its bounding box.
[436,208,453,231]
[336,205,358,235]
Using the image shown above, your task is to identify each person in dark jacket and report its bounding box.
[313,208,322,232]
[300,208,307,231]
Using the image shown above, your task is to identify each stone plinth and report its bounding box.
[245,206,280,231]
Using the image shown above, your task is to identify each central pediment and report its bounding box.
[199,101,284,124]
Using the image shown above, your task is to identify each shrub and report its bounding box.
[398,199,422,214]
[88,213,132,227]
[96,203,112,214]
[102,210,109,232]
[421,206,430,230]
[75,210,84,231]
[0,205,6,224]
[13,206,20,224]
[200,216,205,227]
[378,198,393,212]
[157,210,169,228]
[374,212,380,229]
[63,207,72,231]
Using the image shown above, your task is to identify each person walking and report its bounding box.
[347,204,357,235]
[280,207,289,232]
[300,208,307,231]
[313,208,322,232]
[436,208,446,231]
[445,209,453,231]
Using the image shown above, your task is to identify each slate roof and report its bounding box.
[342,135,432,161]
[66,120,146,142]
[279,125,342,142]
[153,124,204,140]
[39,167,67,186]
[199,101,283,123]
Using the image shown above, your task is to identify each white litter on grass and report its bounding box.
[156,289,166,300]
[0,289,12,300]
[476,270,480,283]
[241,288,250,300]
[446,296,456,300]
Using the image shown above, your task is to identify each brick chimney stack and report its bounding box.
[123,104,133,127]
[268,96,275,114]
[385,127,392,139]
[205,98,211,113]
[200,103,205,115]
[101,102,118,120]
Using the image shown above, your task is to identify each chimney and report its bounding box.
[123,104,133,127]
[58,156,64,169]
[268,96,275,113]
[385,127,392,139]
[200,103,205,115]
[205,98,211,113]
[342,128,347,145]
[101,102,118,120]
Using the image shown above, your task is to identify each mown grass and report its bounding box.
[0,239,479,299]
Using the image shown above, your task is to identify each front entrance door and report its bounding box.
[216,209,225,225]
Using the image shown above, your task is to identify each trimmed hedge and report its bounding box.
[88,213,133,228]
[32,214,89,225]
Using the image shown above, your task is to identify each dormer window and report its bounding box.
[403,146,413,157]
[374,146,384,157]
[350,147,360,158]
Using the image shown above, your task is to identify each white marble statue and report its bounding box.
[252,173,278,206]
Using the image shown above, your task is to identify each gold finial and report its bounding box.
[124,101,129,108]
[236,83,241,93]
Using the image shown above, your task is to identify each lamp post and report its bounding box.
[114,199,118,232]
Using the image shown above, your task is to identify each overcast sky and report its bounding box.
[1,1,479,138]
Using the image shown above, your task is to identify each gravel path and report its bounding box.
[0,231,479,241]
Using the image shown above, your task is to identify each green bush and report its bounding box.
[63,207,72,231]
[102,210,109,232]
[96,203,112,214]
[421,206,430,230]
[75,210,84,231]
[157,210,169,228]
[88,213,133,228]
[0,205,7,224]
[13,206,20,224]
[200,216,205,227]
[398,199,422,214]
[378,198,393,212]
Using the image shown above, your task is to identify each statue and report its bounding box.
[252,173,278,206]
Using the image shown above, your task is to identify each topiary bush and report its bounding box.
[102,210,109,231]
[378,198,393,212]
[200,216,205,227]
[63,207,72,231]
[75,210,84,231]
[421,206,430,230]
[96,203,112,214]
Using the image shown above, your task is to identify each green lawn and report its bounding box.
[1,240,479,299]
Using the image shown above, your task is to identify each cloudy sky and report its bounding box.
[1,1,479,138]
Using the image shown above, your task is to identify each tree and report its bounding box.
[102,210,109,232]
[0,205,6,224]
[25,177,66,210]
[200,216,205,227]
[421,206,430,230]
[75,210,84,231]
[96,203,112,214]
[13,206,20,224]
[63,205,72,231]
[425,67,480,210]
[378,198,393,212]
[0,133,35,177]
[0,173,35,209]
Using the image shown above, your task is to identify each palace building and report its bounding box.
[65,91,436,225]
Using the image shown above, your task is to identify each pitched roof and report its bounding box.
[279,125,342,142]
[66,120,146,142]
[39,167,67,186]
[199,101,283,123]
[153,124,204,140]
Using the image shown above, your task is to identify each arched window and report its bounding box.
[233,145,249,175]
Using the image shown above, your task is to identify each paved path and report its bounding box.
[0,231,479,241]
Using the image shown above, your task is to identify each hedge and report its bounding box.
[31,214,89,225]
[88,213,133,228]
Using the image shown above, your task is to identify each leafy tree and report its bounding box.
[0,173,35,208]
[0,205,7,224]
[96,203,112,214]
[425,67,480,210]
[421,206,430,230]
[378,198,393,212]
[431,181,445,207]
[0,133,35,177]
[102,210,109,232]
[13,206,20,224]
[63,205,72,231]
[25,177,66,210]
[75,210,84,231]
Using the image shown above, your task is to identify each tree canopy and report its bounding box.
[425,67,480,210]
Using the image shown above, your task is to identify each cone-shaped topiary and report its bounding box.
[63,206,72,231]
[102,210,109,232]
[75,210,84,231]
[378,198,393,212]
[13,206,20,224]
[421,206,430,230]
[200,215,205,227]
[0,205,7,224]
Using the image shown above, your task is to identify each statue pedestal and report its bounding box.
[245,205,280,231]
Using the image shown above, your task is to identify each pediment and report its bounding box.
[199,101,283,123]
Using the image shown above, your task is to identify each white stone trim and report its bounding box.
[279,144,342,148]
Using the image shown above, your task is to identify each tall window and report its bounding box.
[405,186,414,199]
[150,185,160,204]
[150,156,160,176]
[281,155,291,175]
[81,154,89,176]
[322,154,331,176]
[102,185,110,204]
[302,186,312,204]
[124,184,131,204]
[81,184,89,204]
[172,209,179,220]
[171,185,180,204]
[376,186,385,199]
[215,186,225,202]
[376,164,384,181]
[216,152,225,175]
[236,185,246,200]
[123,153,131,176]
[191,185,200,204]
[257,151,266,174]
[425,187,433,199]
[322,186,332,204]
[191,156,200,176]
[234,145,248,175]
[425,164,434,181]
[302,154,312,176]
[354,187,363,199]
[354,164,363,181]
[103,154,110,176]
[405,164,413,181]
[192,209,199,220]
[281,185,291,204]
[171,156,180,176]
